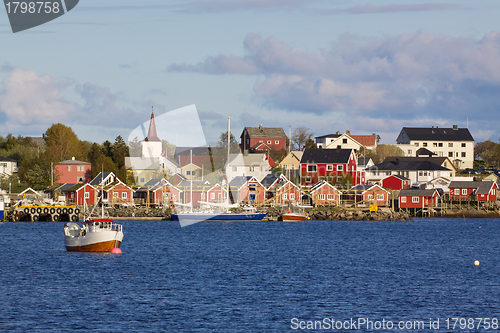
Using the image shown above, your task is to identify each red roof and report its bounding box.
[350,135,376,147]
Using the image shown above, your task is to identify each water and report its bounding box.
[0,218,499,332]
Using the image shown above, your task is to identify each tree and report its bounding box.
[362,145,405,164]
[292,126,314,150]
[162,140,176,159]
[128,137,141,157]
[474,140,500,167]
[304,138,317,149]
[112,135,129,169]
[44,124,84,162]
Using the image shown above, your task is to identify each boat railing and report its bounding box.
[111,223,122,232]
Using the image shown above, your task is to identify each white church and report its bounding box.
[125,113,181,186]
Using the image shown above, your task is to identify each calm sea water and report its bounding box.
[0,218,499,332]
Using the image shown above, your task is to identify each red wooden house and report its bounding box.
[309,180,341,206]
[399,188,440,209]
[90,172,135,205]
[177,180,211,206]
[300,148,363,187]
[240,125,287,153]
[448,181,497,201]
[57,183,98,206]
[136,178,182,207]
[382,174,411,190]
[346,184,389,206]
[55,158,92,183]
[275,180,301,205]
[229,176,266,205]
[206,183,227,203]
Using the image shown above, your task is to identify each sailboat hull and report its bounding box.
[171,212,267,221]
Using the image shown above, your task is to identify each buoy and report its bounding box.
[474,260,480,266]
[110,248,122,254]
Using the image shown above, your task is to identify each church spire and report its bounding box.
[144,109,161,142]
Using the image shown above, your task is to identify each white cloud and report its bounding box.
[0,68,76,126]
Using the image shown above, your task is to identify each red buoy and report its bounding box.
[110,248,122,254]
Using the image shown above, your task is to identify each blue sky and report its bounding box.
[1,0,500,147]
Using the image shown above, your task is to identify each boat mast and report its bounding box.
[190,149,193,213]
[101,165,104,218]
[226,117,230,207]
[287,125,291,181]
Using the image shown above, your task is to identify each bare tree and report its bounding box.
[292,126,314,151]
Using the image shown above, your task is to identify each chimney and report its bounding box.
[259,124,263,130]
[346,130,351,135]
[453,125,458,130]
[395,158,399,165]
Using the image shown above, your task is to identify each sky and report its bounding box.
[1,0,500,148]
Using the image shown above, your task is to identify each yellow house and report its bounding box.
[278,151,303,171]
[181,163,202,180]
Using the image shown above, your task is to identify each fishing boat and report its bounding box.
[63,218,123,252]
[63,170,123,252]
[281,211,307,222]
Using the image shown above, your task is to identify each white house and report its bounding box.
[0,157,18,177]
[316,131,377,151]
[226,153,275,183]
[395,126,474,169]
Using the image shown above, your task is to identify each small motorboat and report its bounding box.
[64,218,123,252]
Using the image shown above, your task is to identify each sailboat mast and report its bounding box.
[101,165,104,218]
[287,125,291,180]
[226,117,230,206]
[190,149,193,213]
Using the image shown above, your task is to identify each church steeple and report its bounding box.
[144,111,161,142]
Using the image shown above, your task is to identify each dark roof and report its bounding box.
[315,133,341,139]
[368,159,450,172]
[0,156,17,162]
[260,174,279,187]
[402,127,474,141]
[300,148,352,164]
[90,172,113,186]
[57,183,77,192]
[415,148,436,156]
[174,147,213,157]
[229,176,252,187]
[243,126,286,139]
[387,174,410,181]
[449,180,495,194]
[58,159,91,165]
[345,184,383,194]
[357,157,372,166]
[399,188,439,196]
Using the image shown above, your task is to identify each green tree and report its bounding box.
[44,124,84,162]
[304,138,317,149]
[112,135,129,169]
[161,139,176,160]
[128,137,141,157]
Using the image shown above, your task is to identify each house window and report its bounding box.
[438,152,443,157]
[305,176,311,182]
[412,196,419,203]
[414,142,419,147]
[438,143,443,147]
[461,152,466,158]
[408,150,412,155]
[122,192,127,199]
[401,197,406,203]
[259,140,263,143]
[218,193,222,199]
[113,192,118,198]
[454,189,460,195]
[423,142,427,147]
[318,194,325,200]
[68,166,71,171]
[70,192,74,198]
[337,165,343,171]
[84,192,89,198]
[77,177,84,182]
[290,193,295,200]
[448,143,453,147]
[307,165,317,172]
[448,152,453,157]
[326,165,333,171]
[433,143,437,147]
[461,143,466,147]
[267,140,271,144]
[275,140,279,144]
[232,167,237,171]
[77,166,83,172]
[343,138,347,144]
[283,193,288,200]
[139,177,145,183]
[462,189,467,195]
[386,171,391,175]
[377,194,384,200]
[327,194,335,200]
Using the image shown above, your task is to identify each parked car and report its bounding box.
[464,168,479,174]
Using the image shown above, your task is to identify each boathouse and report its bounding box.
[399,188,440,209]
[309,180,341,207]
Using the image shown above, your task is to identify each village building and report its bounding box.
[0,157,18,177]
[315,131,377,150]
[176,179,211,207]
[226,153,275,183]
[382,175,411,190]
[174,147,214,168]
[366,157,455,185]
[278,151,303,180]
[309,180,341,206]
[206,183,227,204]
[240,125,287,153]
[345,184,390,206]
[228,176,265,205]
[54,157,92,183]
[448,180,497,201]
[180,162,203,180]
[57,183,98,206]
[135,178,182,207]
[395,126,474,169]
[275,180,301,206]
[399,188,440,209]
[125,113,181,186]
[300,148,363,187]
[90,172,134,206]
